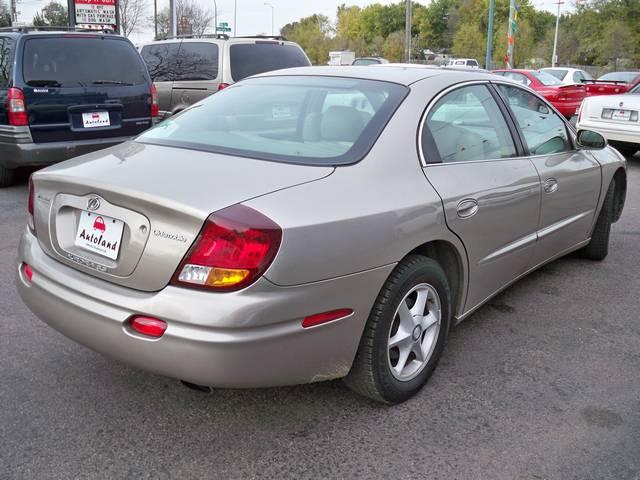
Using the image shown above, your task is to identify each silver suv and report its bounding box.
[140,35,310,119]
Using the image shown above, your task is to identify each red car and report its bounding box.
[493,69,586,118]
[583,71,640,97]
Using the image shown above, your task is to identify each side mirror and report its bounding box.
[577,129,607,150]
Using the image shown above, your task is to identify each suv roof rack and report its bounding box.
[163,33,230,40]
[234,35,287,41]
[0,25,116,34]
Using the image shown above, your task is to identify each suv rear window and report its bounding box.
[138,76,408,166]
[176,42,219,80]
[22,37,147,87]
[141,43,180,82]
[229,43,310,81]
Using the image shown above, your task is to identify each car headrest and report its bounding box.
[320,106,366,143]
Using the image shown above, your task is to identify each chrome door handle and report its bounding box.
[543,178,558,194]
[456,199,479,219]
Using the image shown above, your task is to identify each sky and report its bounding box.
[16,0,567,43]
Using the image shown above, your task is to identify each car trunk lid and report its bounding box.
[32,142,334,291]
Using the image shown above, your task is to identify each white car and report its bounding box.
[576,83,640,157]
[541,67,593,85]
[447,58,480,69]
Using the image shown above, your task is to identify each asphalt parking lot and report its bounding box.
[1,161,639,480]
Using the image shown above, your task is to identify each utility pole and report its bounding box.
[170,0,177,37]
[404,0,412,63]
[264,2,274,36]
[213,0,218,33]
[551,1,564,67]
[505,0,515,68]
[234,0,237,36]
[153,0,158,39]
[9,0,17,24]
[485,0,495,70]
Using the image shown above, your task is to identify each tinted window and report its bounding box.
[23,37,147,87]
[424,85,517,163]
[139,76,407,166]
[0,37,13,87]
[466,60,478,66]
[599,72,638,83]
[141,43,180,82]
[229,43,310,81]
[175,42,218,80]
[498,84,571,156]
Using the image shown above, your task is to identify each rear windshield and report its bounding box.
[229,43,310,81]
[531,71,563,86]
[22,37,147,87]
[353,58,380,66]
[598,72,638,83]
[138,76,408,166]
[543,69,567,80]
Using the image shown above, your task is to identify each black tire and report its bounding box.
[344,255,451,404]
[0,165,17,188]
[614,146,637,158]
[580,180,615,261]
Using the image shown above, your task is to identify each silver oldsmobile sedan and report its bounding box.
[17,66,627,404]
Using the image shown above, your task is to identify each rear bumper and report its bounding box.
[17,229,393,388]
[0,131,133,168]
[576,120,640,145]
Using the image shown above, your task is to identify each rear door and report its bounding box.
[495,83,601,267]
[21,34,152,143]
[140,42,181,117]
[420,83,541,311]
[170,41,220,112]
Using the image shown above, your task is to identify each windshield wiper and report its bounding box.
[26,79,62,87]
[91,80,134,86]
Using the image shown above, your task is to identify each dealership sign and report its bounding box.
[74,0,117,27]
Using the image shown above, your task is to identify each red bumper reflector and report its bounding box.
[130,316,168,338]
[302,309,353,328]
[21,263,33,282]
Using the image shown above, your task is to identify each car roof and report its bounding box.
[253,65,499,86]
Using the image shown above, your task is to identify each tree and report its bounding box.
[0,0,10,27]
[153,0,213,39]
[382,30,404,62]
[281,14,332,65]
[119,0,147,37]
[32,1,68,26]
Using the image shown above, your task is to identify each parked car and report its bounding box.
[328,50,356,66]
[17,67,626,404]
[540,67,593,85]
[0,27,157,187]
[492,69,586,118]
[140,35,310,119]
[447,58,480,69]
[352,57,389,66]
[577,82,640,157]
[583,71,640,97]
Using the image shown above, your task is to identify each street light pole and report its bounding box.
[213,0,218,34]
[170,0,177,37]
[234,0,238,36]
[551,1,564,67]
[404,0,412,63]
[485,0,495,70]
[264,2,274,36]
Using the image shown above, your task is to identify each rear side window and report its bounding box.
[138,76,407,166]
[23,37,147,87]
[424,84,517,163]
[544,69,567,81]
[175,42,219,81]
[466,60,477,67]
[497,84,571,156]
[141,43,180,82]
[0,37,13,87]
[229,43,310,81]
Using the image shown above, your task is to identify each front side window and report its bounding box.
[175,42,219,81]
[423,84,517,163]
[497,84,572,156]
[141,43,181,82]
[23,37,147,86]
[138,76,407,166]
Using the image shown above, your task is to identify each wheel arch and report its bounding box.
[405,240,467,319]
[612,167,626,223]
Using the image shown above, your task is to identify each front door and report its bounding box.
[420,83,542,312]
[495,83,601,267]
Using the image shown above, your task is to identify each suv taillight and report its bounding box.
[8,88,28,126]
[171,204,282,292]
[151,84,159,117]
[218,83,230,91]
[28,175,36,235]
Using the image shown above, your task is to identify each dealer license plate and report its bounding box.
[612,109,632,121]
[74,210,124,260]
[82,111,110,128]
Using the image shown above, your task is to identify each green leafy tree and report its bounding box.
[0,0,10,27]
[281,14,332,65]
[33,2,68,27]
[382,30,405,62]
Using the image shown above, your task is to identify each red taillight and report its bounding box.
[151,84,159,117]
[129,316,167,338]
[218,83,230,91]
[172,204,282,291]
[28,175,36,234]
[8,88,28,126]
[302,309,354,328]
[21,262,33,282]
